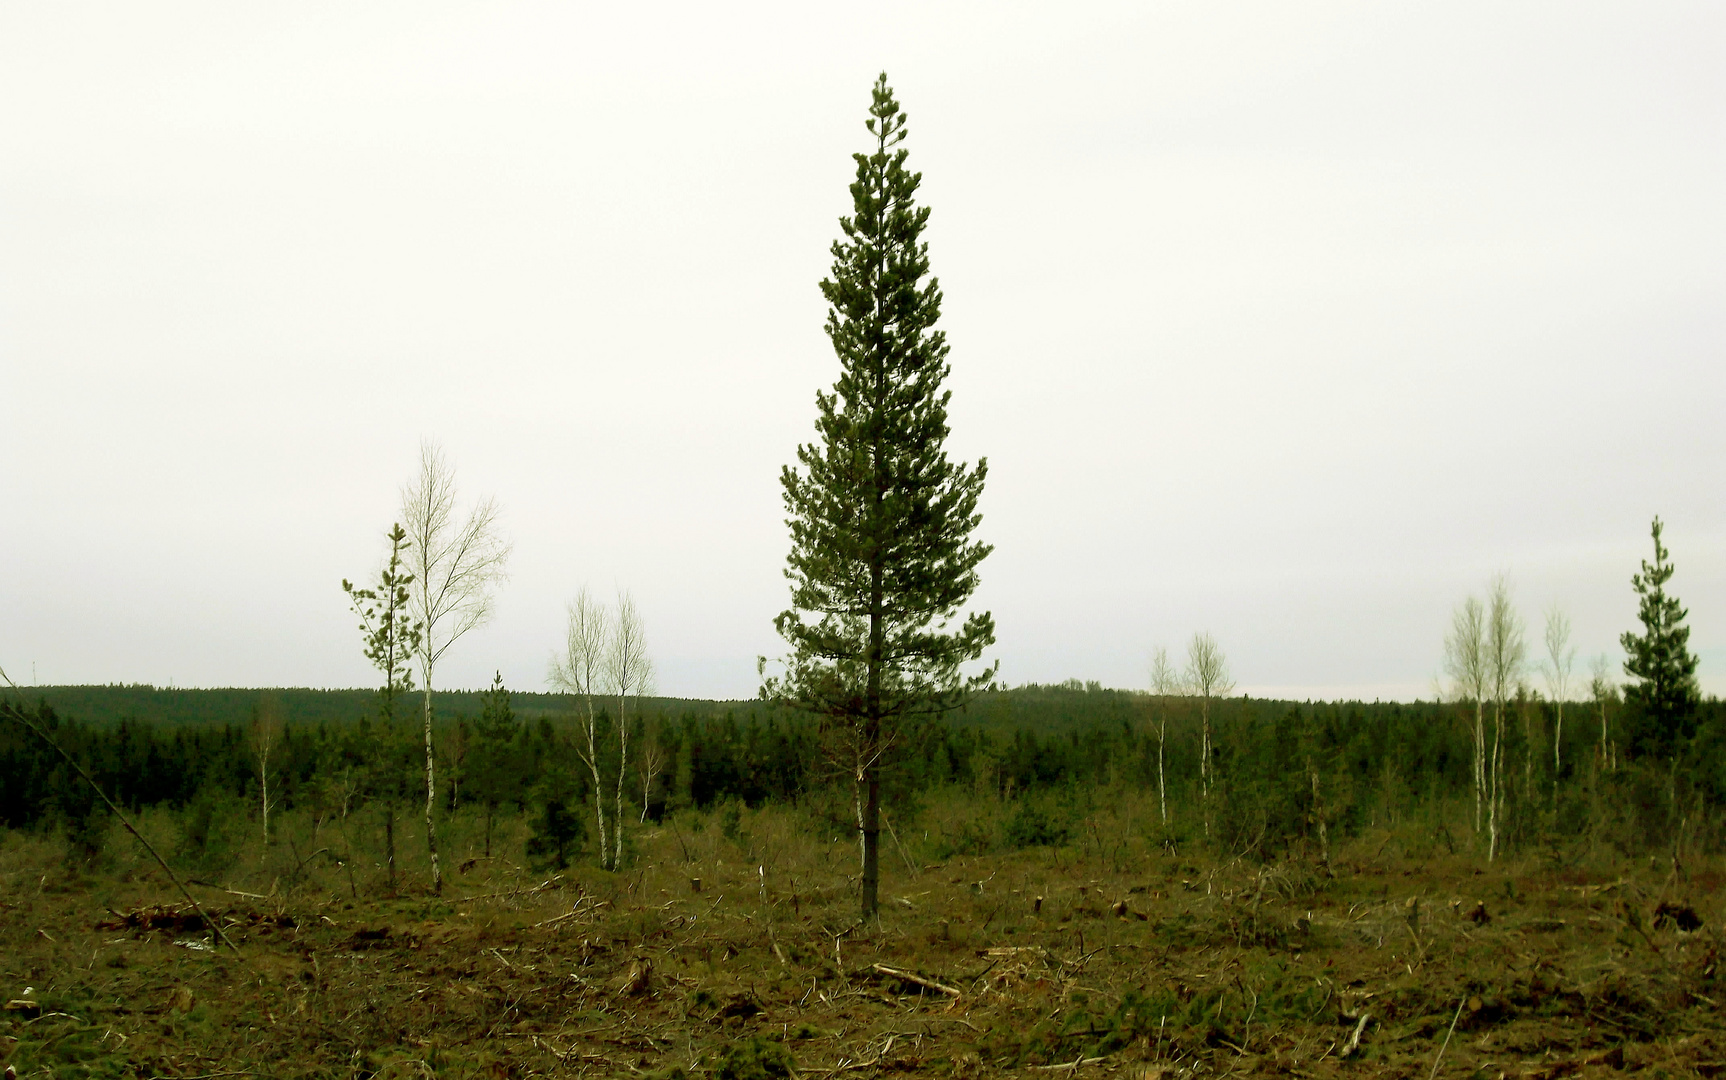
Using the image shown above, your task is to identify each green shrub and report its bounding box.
[176,788,247,872]
[1002,797,1070,850]
[526,767,586,870]
[708,1036,796,1080]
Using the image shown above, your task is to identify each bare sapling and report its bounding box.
[1184,632,1233,837]
[250,695,284,846]
[637,716,667,823]
[1589,654,1617,771]
[1484,575,1525,862]
[1542,605,1575,806]
[1443,596,1488,836]
[549,588,613,867]
[401,440,511,894]
[607,592,653,869]
[444,720,467,812]
[1148,647,1182,826]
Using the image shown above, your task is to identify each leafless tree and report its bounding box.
[1541,605,1576,784]
[443,720,468,812]
[1589,654,1618,771]
[400,440,510,894]
[249,695,283,846]
[1443,595,1489,834]
[637,716,668,823]
[1148,646,1182,826]
[548,588,654,870]
[606,592,653,869]
[1184,632,1233,835]
[549,587,613,866]
[1484,575,1525,862]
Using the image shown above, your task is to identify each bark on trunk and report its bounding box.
[1488,700,1503,862]
[861,768,881,918]
[1472,700,1485,834]
[423,685,442,894]
[259,747,271,847]
[582,698,610,871]
[1156,717,1167,825]
[615,696,629,870]
[1200,695,1212,838]
[385,804,396,891]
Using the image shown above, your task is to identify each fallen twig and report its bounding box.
[455,876,564,904]
[1340,1013,1371,1059]
[1029,1055,1108,1071]
[1429,996,1466,1080]
[870,964,961,997]
[189,880,270,900]
[532,897,607,928]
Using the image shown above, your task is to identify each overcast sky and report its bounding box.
[4,2,1723,702]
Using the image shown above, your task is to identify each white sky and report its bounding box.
[3,2,1723,702]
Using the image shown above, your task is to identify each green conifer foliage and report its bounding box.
[468,671,522,857]
[341,523,423,724]
[765,74,995,917]
[1620,516,1701,750]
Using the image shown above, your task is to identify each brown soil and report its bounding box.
[2,822,1722,1078]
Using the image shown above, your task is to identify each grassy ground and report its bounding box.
[1,796,1722,1079]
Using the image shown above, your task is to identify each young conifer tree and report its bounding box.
[1620,516,1700,752]
[342,523,423,889]
[764,74,995,919]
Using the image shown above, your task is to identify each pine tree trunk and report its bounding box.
[861,498,885,919]
[861,766,881,918]
[854,776,865,869]
[385,804,396,891]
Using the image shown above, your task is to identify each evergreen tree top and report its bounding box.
[769,73,994,725]
[1621,515,1700,740]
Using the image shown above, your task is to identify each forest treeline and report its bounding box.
[3,680,1723,868]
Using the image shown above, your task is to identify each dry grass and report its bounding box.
[2,799,1724,1078]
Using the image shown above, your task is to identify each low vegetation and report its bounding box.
[2,785,1723,1079]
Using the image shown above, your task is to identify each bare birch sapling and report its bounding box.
[1148,647,1181,826]
[1589,655,1617,770]
[549,588,612,866]
[1484,576,1526,862]
[1184,632,1233,836]
[606,592,653,870]
[637,716,667,823]
[249,696,283,846]
[400,441,510,894]
[1542,605,1575,782]
[1443,596,1489,835]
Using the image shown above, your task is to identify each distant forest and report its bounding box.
[4,681,1723,865]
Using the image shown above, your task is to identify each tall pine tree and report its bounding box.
[764,74,995,918]
[1620,516,1701,753]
